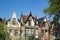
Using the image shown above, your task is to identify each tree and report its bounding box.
[44,0,60,27]
[0,24,5,40]
[0,18,10,40]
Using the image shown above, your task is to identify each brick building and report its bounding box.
[7,12,54,40]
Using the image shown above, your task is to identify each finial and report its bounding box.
[21,12,23,17]
[29,11,32,16]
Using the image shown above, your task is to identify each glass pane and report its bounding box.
[35,30,38,38]
[13,21,16,25]
[15,30,18,36]
[26,29,34,40]
[42,30,44,36]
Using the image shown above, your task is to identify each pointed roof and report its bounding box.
[21,12,36,23]
[21,12,23,17]
[12,11,16,18]
[37,16,46,21]
[29,11,32,16]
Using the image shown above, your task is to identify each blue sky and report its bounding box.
[0,0,48,19]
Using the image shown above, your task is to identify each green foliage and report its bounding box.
[0,23,10,40]
[0,30,5,40]
[43,0,60,27]
[5,32,11,40]
[0,23,4,30]
[44,0,60,15]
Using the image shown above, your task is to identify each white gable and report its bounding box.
[7,12,20,28]
[25,16,35,26]
[12,11,16,18]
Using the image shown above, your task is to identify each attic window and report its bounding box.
[29,20,31,26]
[13,21,16,25]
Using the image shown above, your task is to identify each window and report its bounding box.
[21,23,23,26]
[15,30,18,36]
[36,21,38,25]
[42,22,46,27]
[25,29,34,40]
[10,29,12,35]
[35,30,38,40]
[29,17,32,20]
[36,30,38,38]
[42,30,44,36]
[29,20,31,26]
[13,21,16,25]
[10,29,12,32]
[35,21,38,25]
[45,39,47,40]
[45,30,48,32]
[10,29,14,36]
[38,22,41,26]
[20,30,24,40]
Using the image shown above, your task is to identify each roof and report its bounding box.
[37,16,46,22]
[22,15,28,23]
[7,19,11,21]
[22,13,36,23]
[7,19,20,22]
[12,12,17,18]
[36,16,46,26]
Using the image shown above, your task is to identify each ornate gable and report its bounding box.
[24,12,36,26]
[7,12,20,28]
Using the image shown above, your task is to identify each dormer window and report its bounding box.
[41,22,46,27]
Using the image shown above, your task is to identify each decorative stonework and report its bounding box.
[7,12,53,40]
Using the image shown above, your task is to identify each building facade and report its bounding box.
[7,12,54,40]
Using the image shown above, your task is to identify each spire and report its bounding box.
[29,11,32,16]
[12,11,16,18]
[21,12,23,17]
